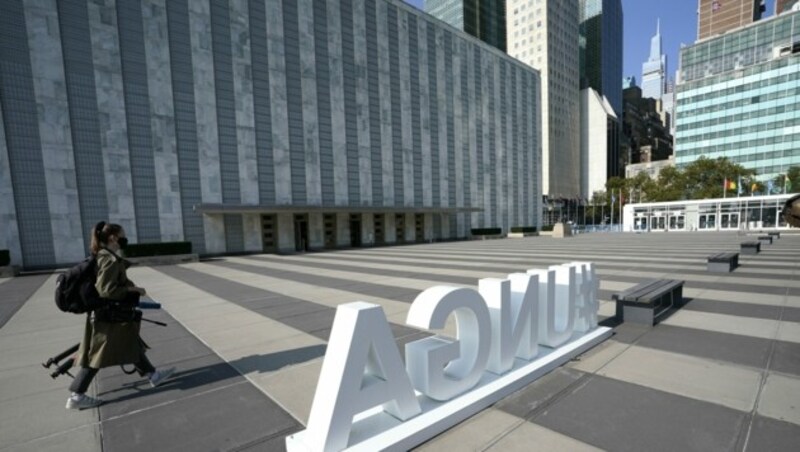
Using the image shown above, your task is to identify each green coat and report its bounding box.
[76,249,144,369]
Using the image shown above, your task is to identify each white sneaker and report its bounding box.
[66,394,103,410]
[149,367,175,388]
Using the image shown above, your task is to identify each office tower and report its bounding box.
[641,19,666,100]
[0,0,541,268]
[579,0,623,115]
[697,0,764,40]
[579,0,623,186]
[508,0,581,198]
[676,10,800,180]
[425,0,506,51]
[581,88,619,198]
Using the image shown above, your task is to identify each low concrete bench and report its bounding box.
[707,252,738,273]
[768,231,780,239]
[758,235,773,245]
[741,241,761,254]
[612,279,685,326]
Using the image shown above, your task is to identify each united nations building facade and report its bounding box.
[0,0,541,269]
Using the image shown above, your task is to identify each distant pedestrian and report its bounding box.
[66,222,174,410]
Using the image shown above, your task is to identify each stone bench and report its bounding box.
[612,279,685,326]
[758,235,773,245]
[707,252,738,273]
[768,231,780,239]
[740,241,761,255]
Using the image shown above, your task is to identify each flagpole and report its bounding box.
[724,178,727,199]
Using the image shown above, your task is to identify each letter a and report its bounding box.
[304,302,420,451]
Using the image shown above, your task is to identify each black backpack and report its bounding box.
[55,257,101,314]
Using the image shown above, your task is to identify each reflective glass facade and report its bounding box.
[675,11,800,179]
[579,0,623,115]
[425,0,506,51]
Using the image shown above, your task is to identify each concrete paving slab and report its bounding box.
[5,423,101,452]
[757,373,800,425]
[100,382,301,452]
[663,310,780,342]
[0,386,97,450]
[633,324,772,370]
[745,415,800,452]
[596,346,762,412]
[535,375,748,452]
[777,320,800,345]
[413,409,524,451]
[252,359,323,425]
[770,341,800,377]
[568,340,631,374]
[489,420,604,451]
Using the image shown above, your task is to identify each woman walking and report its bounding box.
[66,222,174,409]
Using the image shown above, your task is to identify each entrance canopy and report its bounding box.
[193,204,484,215]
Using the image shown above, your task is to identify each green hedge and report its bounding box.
[124,241,192,258]
[510,226,537,233]
[0,250,9,266]
[471,228,502,236]
[541,225,555,232]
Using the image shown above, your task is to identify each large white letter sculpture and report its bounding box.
[405,286,492,401]
[303,302,421,452]
[567,262,598,332]
[481,274,540,374]
[526,266,576,347]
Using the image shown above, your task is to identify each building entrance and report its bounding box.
[261,214,277,252]
[415,214,424,242]
[395,214,405,244]
[323,213,336,249]
[349,214,361,247]
[374,214,385,245]
[294,214,309,252]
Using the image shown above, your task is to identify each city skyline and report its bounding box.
[407,0,778,85]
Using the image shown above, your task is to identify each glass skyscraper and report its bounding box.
[425,0,506,51]
[579,0,623,116]
[641,20,666,100]
[675,10,800,180]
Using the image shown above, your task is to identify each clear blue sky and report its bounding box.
[403,0,777,85]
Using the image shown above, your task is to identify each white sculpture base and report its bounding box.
[286,326,611,452]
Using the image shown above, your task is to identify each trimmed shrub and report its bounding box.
[0,250,9,266]
[510,226,537,233]
[541,225,555,232]
[471,228,502,236]
[124,241,192,258]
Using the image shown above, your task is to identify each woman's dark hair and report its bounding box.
[90,221,123,255]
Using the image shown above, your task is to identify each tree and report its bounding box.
[773,166,800,194]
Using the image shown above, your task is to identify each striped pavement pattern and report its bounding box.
[1,231,798,451]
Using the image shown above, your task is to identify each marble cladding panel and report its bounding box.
[398,12,414,207]
[308,212,324,249]
[230,0,259,206]
[298,0,322,205]
[435,27,448,209]
[242,214,262,252]
[452,38,465,238]
[377,0,394,206]
[0,106,22,266]
[327,0,349,206]
[504,63,512,232]
[493,58,503,231]
[353,0,372,204]
[361,212,374,246]
[384,212,396,243]
[143,0,183,241]
[203,215,226,254]
[481,48,491,228]
[467,44,479,229]
[25,0,85,262]
[189,0,222,204]
[417,19,432,207]
[276,212,294,252]
[89,0,137,242]
[404,212,415,242]
[336,212,350,246]
[265,0,292,204]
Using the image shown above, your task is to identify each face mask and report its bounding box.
[118,237,129,249]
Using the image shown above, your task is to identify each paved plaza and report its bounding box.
[1,232,799,451]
